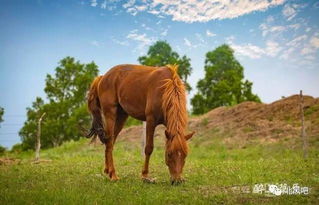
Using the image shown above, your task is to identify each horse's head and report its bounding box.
[165,130,195,185]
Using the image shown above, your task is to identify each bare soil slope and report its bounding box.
[117,95,319,148]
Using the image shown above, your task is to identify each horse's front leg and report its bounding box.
[142,118,156,183]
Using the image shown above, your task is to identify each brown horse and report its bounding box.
[87,64,194,184]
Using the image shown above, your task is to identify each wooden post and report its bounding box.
[35,112,46,161]
[141,121,146,156]
[299,91,308,159]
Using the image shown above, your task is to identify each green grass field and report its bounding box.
[1,134,318,204]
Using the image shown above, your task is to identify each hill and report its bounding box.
[118,95,319,148]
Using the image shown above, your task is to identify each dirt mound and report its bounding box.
[117,95,319,147]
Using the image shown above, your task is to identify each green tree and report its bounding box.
[191,44,260,115]
[19,57,98,149]
[0,107,4,126]
[0,145,6,155]
[138,41,192,91]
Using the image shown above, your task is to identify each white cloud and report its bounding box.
[279,35,311,59]
[136,5,147,11]
[266,15,275,23]
[123,0,149,15]
[122,0,285,23]
[259,21,301,37]
[260,24,286,36]
[286,35,307,47]
[101,0,107,9]
[230,40,283,59]
[282,4,297,21]
[230,43,265,59]
[184,38,192,47]
[123,0,135,9]
[183,34,206,49]
[148,9,160,15]
[282,3,306,21]
[206,30,216,37]
[161,29,168,36]
[301,36,319,55]
[225,35,235,43]
[127,7,138,16]
[91,0,98,7]
[270,26,286,33]
[111,37,129,46]
[141,23,154,31]
[126,30,155,51]
[301,47,313,55]
[310,36,319,48]
[280,47,295,60]
[288,23,301,30]
[265,41,282,57]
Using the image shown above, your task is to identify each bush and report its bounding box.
[0,145,7,155]
[10,143,25,153]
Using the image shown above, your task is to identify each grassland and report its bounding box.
[1,132,318,205]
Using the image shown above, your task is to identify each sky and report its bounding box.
[0,0,319,148]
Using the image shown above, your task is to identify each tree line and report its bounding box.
[8,41,260,151]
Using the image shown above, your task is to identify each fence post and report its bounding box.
[299,90,308,159]
[35,112,46,161]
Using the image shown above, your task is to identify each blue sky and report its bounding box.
[1,0,319,148]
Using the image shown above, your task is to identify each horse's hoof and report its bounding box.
[110,177,119,181]
[171,178,185,185]
[110,176,120,181]
[142,177,156,184]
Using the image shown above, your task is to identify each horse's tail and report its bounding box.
[87,75,106,143]
[161,64,188,154]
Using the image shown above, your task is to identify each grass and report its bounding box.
[200,117,209,127]
[1,135,318,204]
[242,127,255,133]
[305,104,319,116]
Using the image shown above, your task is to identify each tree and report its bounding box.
[0,107,4,126]
[0,145,6,155]
[191,44,260,115]
[138,41,193,91]
[19,57,98,149]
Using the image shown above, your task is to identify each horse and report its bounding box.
[86,64,195,184]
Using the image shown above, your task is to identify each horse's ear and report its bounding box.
[165,130,172,140]
[185,131,195,141]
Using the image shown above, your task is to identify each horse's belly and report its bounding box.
[118,96,147,121]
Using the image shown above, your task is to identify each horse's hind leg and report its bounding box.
[113,107,128,143]
[103,108,128,176]
[101,104,119,181]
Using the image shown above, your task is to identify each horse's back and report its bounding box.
[98,64,171,122]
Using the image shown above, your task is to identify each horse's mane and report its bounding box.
[161,64,188,154]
